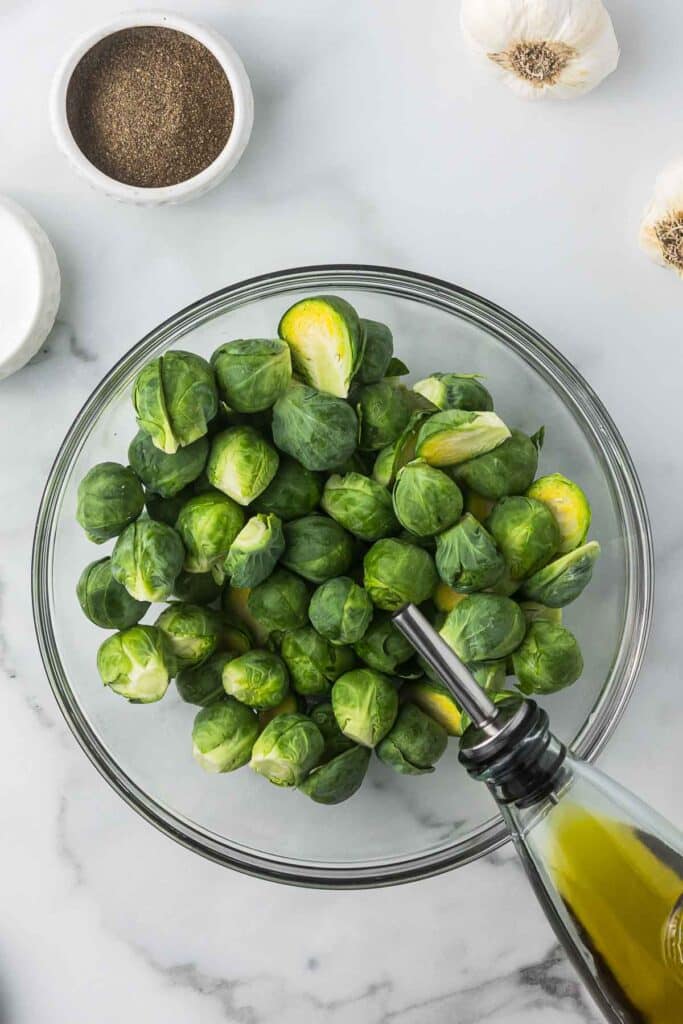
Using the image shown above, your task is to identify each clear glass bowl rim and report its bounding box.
[32,264,654,889]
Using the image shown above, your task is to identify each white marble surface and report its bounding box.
[1,1,681,1021]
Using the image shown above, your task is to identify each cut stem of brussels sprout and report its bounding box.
[299,745,371,804]
[77,557,150,630]
[412,373,493,412]
[222,649,290,709]
[278,295,364,398]
[272,383,359,472]
[512,620,584,695]
[247,568,310,634]
[321,472,398,542]
[211,339,292,413]
[526,473,592,554]
[97,625,175,703]
[392,459,464,537]
[331,668,399,748]
[520,541,600,608]
[192,697,259,773]
[487,495,560,580]
[415,410,510,467]
[133,351,218,454]
[155,602,222,670]
[356,319,393,384]
[435,513,505,592]
[128,430,208,498]
[225,513,285,589]
[111,519,185,602]
[308,576,373,646]
[177,651,234,706]
[207,426,279,506]
[453,428,540,500]
[376,702,448,775]
[439,593,526,662]
[363,537,438,611]
[76,462,145,543]
[249,713,325,786]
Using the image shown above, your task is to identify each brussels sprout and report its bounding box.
[372,444,397,487]
[172,570,222,605]
[96,625,174,703]
[278,295,364,398]
[454,429,542,500]
[518,601,563,625]
[219,612,254,655]
[258,691,303,730]
[415,410,511,467]
[300,745,371,804]
[272,384,358,472]
[356,319,393,384]
[469,660,507,691]
[224,514,285,588]
[321,473,397,542]
[252,457,322,520]
[433,582,470,613]
[520,541,600,608]
[363,538,438,611]
[128,430,208,498]
[405,680,463,735]
[355,381,413,452]
[487,496,560,580]
[439,593,525,662]
[222,649,289,708]
[211,338,292,412]
[413,373,494,412]
[371,411,432,487]
[512,621,584,695]
[77,557,149,629]
[309,577,373,646]
[250,713,324,786]
[207,427,279,506]
[192,697,259,772]
[280,626,345,696]
[385,356,409,378]
[392,460,464,537]
[76,462,145,543]
[145,487,192,527]
[463,490,496,523]
[282,514,354,583]
[111,519,185,602]
[460,690,513,732]
[526,473,592,554]
[177,651,234,706]
[331,668,399,748]
[352,613,414,673]
[309,702,355,759]
[247,569,310,634]
[133,350,217,454]
[155,602,222,669]
[376,703,448,775]
[221,586,270,646]
[176,491,245,579]
[434,513,505,592]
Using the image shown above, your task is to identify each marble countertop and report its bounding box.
[1,1,681,1021]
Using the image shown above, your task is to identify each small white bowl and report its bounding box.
[50,11,254,205]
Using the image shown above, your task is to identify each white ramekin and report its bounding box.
[50,11,254,206]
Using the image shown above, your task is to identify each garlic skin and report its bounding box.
[460,0,620,100]
[640,160,683,278]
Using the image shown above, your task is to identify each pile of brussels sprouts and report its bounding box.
[75,295,600,805]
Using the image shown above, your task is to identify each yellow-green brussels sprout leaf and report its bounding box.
[278,295,364,398]
[526,473,592,554]
[416,410,510,467]
[192,698,258,773]
[250,713,324,786]
[405,679,463,736]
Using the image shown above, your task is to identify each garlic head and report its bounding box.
[460,0,620,100]
[640,160,683,278]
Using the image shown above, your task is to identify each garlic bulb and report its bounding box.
[640,160,683,278]
[460,0,619,100]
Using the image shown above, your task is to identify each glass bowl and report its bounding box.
[32,265,653,888]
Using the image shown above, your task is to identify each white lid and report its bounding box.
[0,196,61,380]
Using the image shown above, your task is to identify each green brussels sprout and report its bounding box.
[76,462,144,543]
[363,538,438,611]
[520,541,600,608]
[250,713,324,786]
[77,557,149,629]
[252,457,322,520]
[282,514,354,583]
[355,381,413,451]
[371,411,432,487]
[355,319,393,384]
[487,496,560,580]
[176,491,245,578]
[331,668,399,748]
[222,649,289,709]
[211,338,292,412]
[299,745,371,804]
[145,487,192,527]
[512,621,584,694]
[376,703,448,775]
[372,443,397,487]
[526,473,592,554]
[219,612,253,655]
[172,570,222,605]
[128,430,208,498]
[97,625,174,703]
[309,702,355,759]
[392,459,464,537]
[453,429,542,500]
[352,612,414,673]
[321,473,397,542]
[192,697,258,772]
[439,593,525,662]
[258,692,303,730]
[111,519,184,602]
[155,602,222,669]
[405,679,463,735]
[280,626,340,696]
[247,569,310,634]
[224,514,285,588]
[221,586,270,646]
[133,350,218,454]
[272,383,358,472]
[206,427,279,506]
[463,489,496,523]
[412,373,494,412]
[415,410,511,467]
[327,643,357,679]
[518,601,563,625]
[308,577,373,646]
[435,513,505,592]
[385,356,409,378]
[177,651,234,706]
[278,295,364,398]
[460,690,514,732]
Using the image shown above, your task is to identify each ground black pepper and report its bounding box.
[66,27,234,188]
